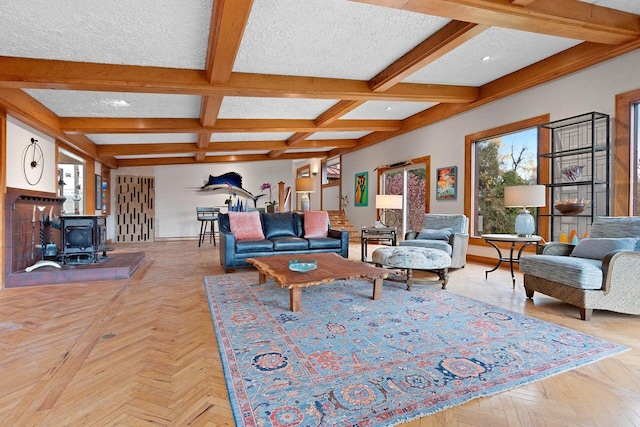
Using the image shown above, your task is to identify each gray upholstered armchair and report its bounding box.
[400,213,469,268]
[520,216,640,320]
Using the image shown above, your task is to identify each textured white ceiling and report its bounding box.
[579,0,640,13]
[219,97,339,119]
[0,0,212,69]
[25,90,202,118]
[309,131,372,140]
[233,0,449,80]
[343,101,438,120]
[404,27,581,86]
[88,134,199,145]
[209,133,295,143]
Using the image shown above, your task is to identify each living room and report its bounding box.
[2,1,640,425]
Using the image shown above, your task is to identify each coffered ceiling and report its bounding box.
[0,0,639,169]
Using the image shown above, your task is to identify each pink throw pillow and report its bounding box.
[304,210,329,238]
[228,211,265,241]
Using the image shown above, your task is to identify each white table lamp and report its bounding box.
[504,185,546,237]
[375,194,403,227]
[295,177,315,211]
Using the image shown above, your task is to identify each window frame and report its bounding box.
[464,114,550,243]
[614,88,640,216]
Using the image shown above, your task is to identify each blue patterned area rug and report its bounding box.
[204,273,627,427]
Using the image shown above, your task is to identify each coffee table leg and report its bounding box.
[290,288,302,312]
[372,278,382,300]
[258,272,266,284]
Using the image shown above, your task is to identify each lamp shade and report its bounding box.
[295,177,315,193]
[375,194,403,209]
[504,185,546,208]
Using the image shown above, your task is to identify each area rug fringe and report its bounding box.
[204,272,628,426]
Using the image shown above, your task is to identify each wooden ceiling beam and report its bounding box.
[116,151,320,167]
[309,21,486,134]
[314,100,364,127]
[352,37,640,152]
[309,21,487,131]
[369,21,487,92]
[205,0,253,84]
[0,57,478,103]
[198,1,253,162]
[97,139,357,156]
[350,0,640,45]
[61,118,403,134]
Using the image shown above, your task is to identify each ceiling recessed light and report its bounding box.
[385,106,392,110]
[100,98,131,108]
[482,56,493,62]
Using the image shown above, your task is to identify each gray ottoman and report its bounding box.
[372,246,452,290]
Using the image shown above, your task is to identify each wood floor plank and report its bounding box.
[1,241,639,426]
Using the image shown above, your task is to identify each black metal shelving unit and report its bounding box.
[537,112,610,241]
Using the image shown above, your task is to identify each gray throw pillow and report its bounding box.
[417,227,453,241]
[570,237,637,260]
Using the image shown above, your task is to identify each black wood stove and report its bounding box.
[60,215,107,264]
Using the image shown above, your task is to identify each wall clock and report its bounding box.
[22,138,44,186]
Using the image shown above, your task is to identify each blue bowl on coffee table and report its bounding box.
[288,259,317,272]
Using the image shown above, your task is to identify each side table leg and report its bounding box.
[290,288,302,312]
[509,242,516,289]
[361,237,367,262]
[372,278,382,300]
[258,272,266,284]
[484,239,503,279]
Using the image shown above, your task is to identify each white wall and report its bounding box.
[113,161,295,240]
[342,49,640,242]
[6,116,57,193]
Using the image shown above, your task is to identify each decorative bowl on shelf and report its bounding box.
[288,259,317,272]
[554,198,589,215]
[561,165,585,182]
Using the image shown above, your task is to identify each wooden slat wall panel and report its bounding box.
[116,175,154,243]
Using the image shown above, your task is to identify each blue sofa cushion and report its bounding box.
[570,237,637,260]
[236,239,274,253]
[520,254,603,290]
[308,237,342,250]
[417,227,453,241]
[271,237,309,251]
[262,212,297,239]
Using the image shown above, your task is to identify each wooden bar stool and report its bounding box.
[196,207,218,247]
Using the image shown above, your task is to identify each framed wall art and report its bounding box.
[354,171,368,206]
[436,166,457,200]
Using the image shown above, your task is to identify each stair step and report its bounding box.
[327,210,360,242]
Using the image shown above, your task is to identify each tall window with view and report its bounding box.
[474,128,539,236]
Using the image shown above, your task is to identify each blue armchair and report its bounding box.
[400,214,469,268]
[520,216,640,320]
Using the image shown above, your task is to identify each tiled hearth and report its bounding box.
[6,251,145,288]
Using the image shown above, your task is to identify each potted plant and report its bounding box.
[261,183,278,213]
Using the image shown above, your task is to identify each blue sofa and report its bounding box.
[217,211,349,272]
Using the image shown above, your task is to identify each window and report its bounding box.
[465,115,549,238]
[381,163,427,236]
[322,157,341,186]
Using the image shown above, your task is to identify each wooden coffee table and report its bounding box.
[246,253,389,312]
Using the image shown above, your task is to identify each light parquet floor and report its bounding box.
[1,241,639,426]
